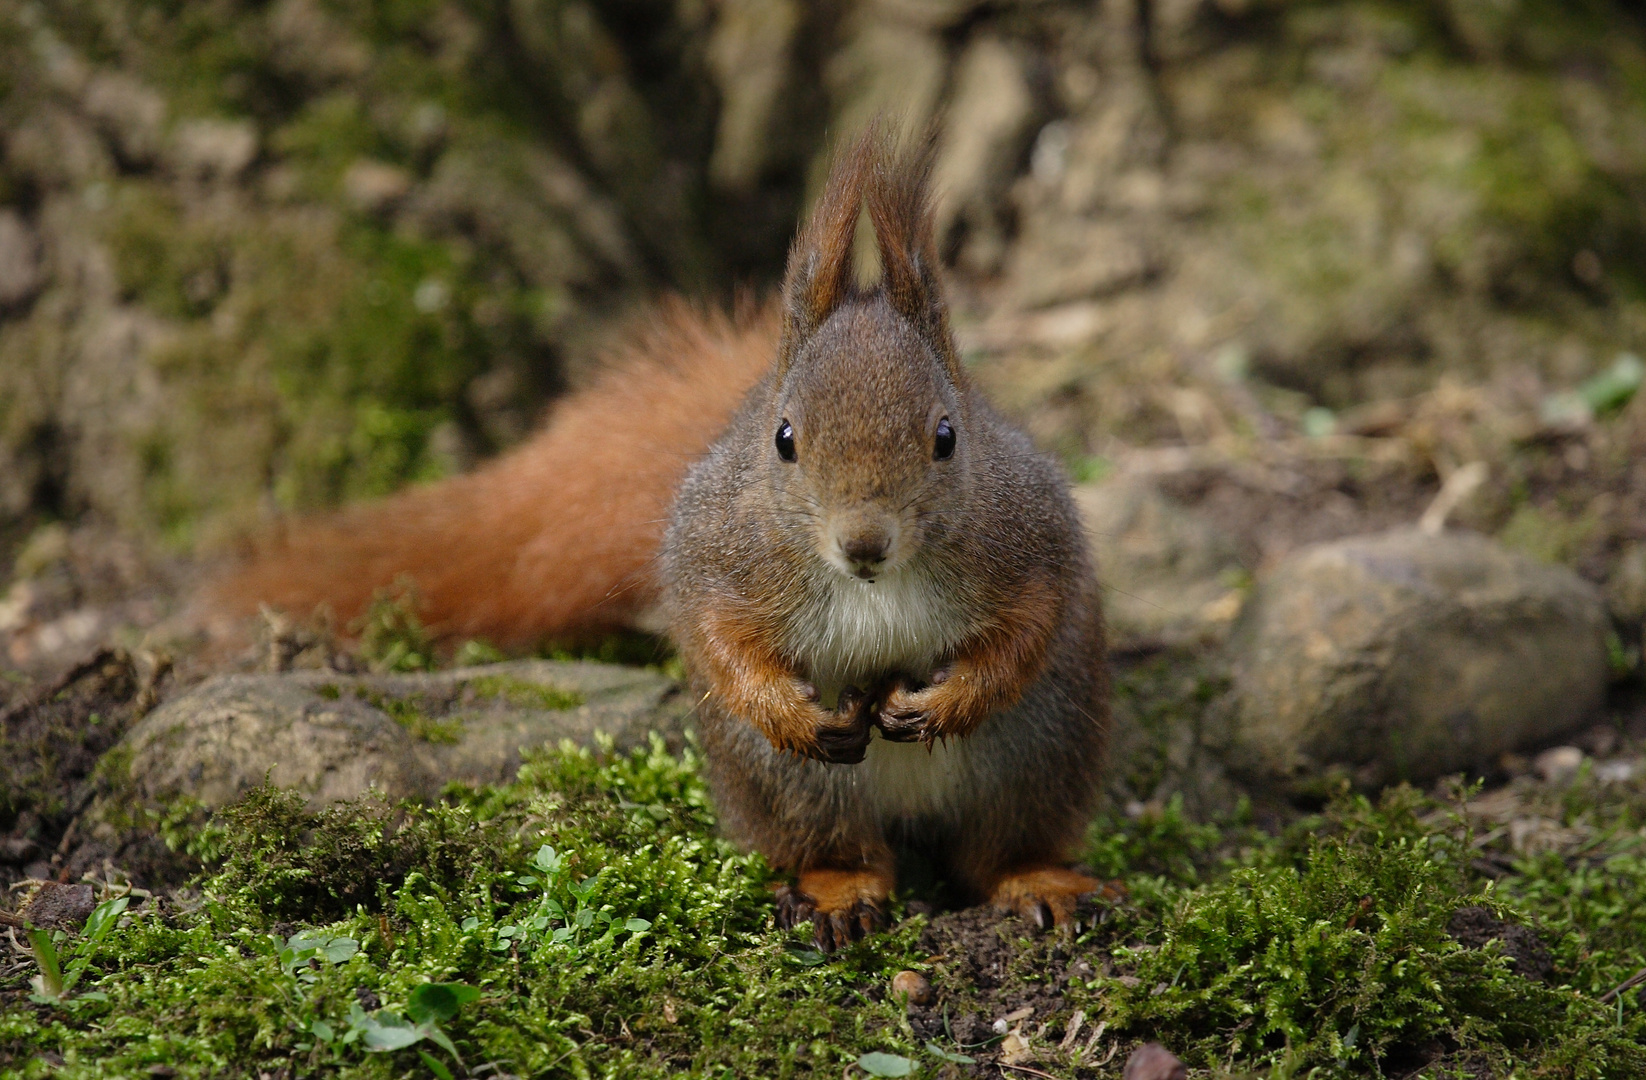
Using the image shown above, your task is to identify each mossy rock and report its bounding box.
[113,659,690,810]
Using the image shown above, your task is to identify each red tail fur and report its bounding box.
[205,300,777,647]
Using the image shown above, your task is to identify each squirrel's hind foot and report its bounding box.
[988,866,1118,931]
[775,867,893,952]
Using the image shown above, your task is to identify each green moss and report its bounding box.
[9,743,1646,1075]
[353,584,435,673]
[543,631,677,670]
[464,675,583,712]
[1497,503,1599,564]
[0,740,926,1077]
[1082,786,1646,1075]
[453,639,508,666]
[353,687,462,744]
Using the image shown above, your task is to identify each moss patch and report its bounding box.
[351,686,462,745]
[463,675,583,712]
[7,741,1646,1076]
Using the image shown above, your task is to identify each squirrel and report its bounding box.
[206,129,1110,950]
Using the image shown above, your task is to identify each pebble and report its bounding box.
[890,970,933,1007]
[1534,746,1585,786]
[1123,1042,1188,1080]
[1595,759,1638,784]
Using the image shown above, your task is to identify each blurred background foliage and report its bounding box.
[4,0,1646,569]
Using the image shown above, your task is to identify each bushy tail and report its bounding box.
[203,301,777,647]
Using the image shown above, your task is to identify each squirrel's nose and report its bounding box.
[840,530,890,577]
[842,533,887,565]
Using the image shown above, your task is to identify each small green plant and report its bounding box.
[25,895,130,1005]
[856,1051,914,1076]
[354,580,435,672]
[454,639,507,666]
[483,843,652,955]
[307,982,480,1075]
[924,1041,975,1065]
[278,929,360,981]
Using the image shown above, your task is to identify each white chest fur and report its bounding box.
[790,566,971,823]
[859,735,972,821]
[793,566,959,695]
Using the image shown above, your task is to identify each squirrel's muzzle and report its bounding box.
[829,515,899,580]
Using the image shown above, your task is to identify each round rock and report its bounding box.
[891,970,933,1007]
[1225,529,1608,787]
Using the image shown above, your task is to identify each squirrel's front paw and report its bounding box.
[800,685,873,764]
[874,670,949,743]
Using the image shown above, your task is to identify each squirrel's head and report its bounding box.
[767,127,967,584]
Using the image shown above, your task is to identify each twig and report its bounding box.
[0,911,25,930]
[1600,965,1646,1004]
[1418,460,1488,534]
[997,1065,1061,1080]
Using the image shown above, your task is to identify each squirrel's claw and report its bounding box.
[875,681,934,743]
[990,866,1115,933]
[774,886,885,952]
[774,884,816,930]
[798,686,876,763]
[875,708,927,742]
[815,898,884,953]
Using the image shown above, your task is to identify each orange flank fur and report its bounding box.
[205,302,776,647]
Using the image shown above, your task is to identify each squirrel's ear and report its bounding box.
[777,132,872,376]
[866,129,961,381]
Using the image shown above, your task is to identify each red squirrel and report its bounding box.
[209,131,1109,949]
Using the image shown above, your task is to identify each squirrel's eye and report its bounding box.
[934,417,956,461]
[775,419,797,462]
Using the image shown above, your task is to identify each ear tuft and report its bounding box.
[865,127,960,379]
[777,131,874,374]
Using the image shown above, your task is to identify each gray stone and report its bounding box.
[1225,529,1609,787]
[81,72,166,165]
[169,118,259,180]
[1075,477,1248,648]
[118,660,690,810]
[0,211,42,308]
